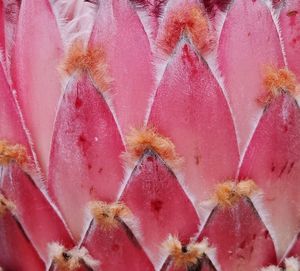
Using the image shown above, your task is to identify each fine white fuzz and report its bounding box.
[48,243,99,270]
[261,266,282,271]
[51,0,99,49]
[163,235,210,269]
[285,257,300,271]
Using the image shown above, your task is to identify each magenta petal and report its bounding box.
[0,63,31,155]
[0,212,44,270]
[0,164,74,261]
[0,1,4,52]
[83,222,155,271]
[148,42,239,202]
[11,0,63,174]
[218,0,284,155]
[3,0,21,72]
[278,0,300,80]
[199,199,277,271]
[120,150,200,264]
[286,233,300,259]
[89,0,154,134]
[48,73,125,240]
[239,94,300,257]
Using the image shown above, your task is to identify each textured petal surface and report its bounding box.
[0,212,44,270]
[0,1,4,51]
[120,150,200,265]
[0,164,74,261]
[148,42,239,202]
[239,94,300,257]
[218,0,284,155]
[1,0,21,74]
[89,0,154,134]
[0,64,29,151]
[83,221,155,271]
[48,73,124,240]
[199,199,277,271]
[11,0,63,174]
[279,0,300,80]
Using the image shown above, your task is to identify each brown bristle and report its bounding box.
[258,67,300,106]
[163,235,209,269]
[48,243,98,271]
[60,41,111,91]
[214,180,258,208]
[0,140,28,166]
[0,194,15,217]
[89,201,131,231]
[158,4,214,55]
[123,127,182,168]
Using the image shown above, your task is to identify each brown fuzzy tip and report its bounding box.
[163,235,209,269]
[258,67,300,106]
[48,243,98,271]
[0,194,15,217]
[0,140,28,166]
[60,41,111,91]
[89,201,131,231]
[123,127,182,168]
[214,180,258,208]
[158,4,215,55]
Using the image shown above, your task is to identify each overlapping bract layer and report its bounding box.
[0,0,300,270]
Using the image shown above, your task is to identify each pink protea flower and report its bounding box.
[0,0,300,270]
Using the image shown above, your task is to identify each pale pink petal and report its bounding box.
[218,0,284,155]
[239,94,300,257]
[0,164,74,261]
[199,199,277,271]
[120,150,200,264]
[148,42,239,202]
[0,212,44,270]
[11,0,63,174]
[89,0,154,134]
[83,221,155,271]
[48,73,124,240]
[278,0,300,80]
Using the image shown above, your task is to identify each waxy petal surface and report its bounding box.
[279,0,300,80]
[83,221,155,271]
[239,94,300,257]
[0,164,74,261]
[218,0,284,155]
[0,212,44,270]
[120,150,200,264]
[148,42,239,202]
[199,199,277,271]
[89,0,154,134]
[48,73,124,240]
[11,0,63,173]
